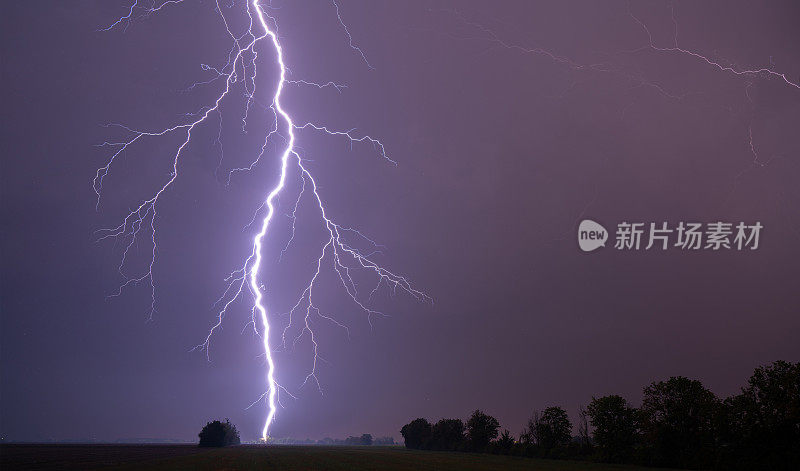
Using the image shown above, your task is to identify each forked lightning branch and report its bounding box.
[95,0,426,440]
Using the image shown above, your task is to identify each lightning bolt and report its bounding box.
[96,0,427,441]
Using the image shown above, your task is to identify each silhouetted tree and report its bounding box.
[718,361,800,470]
[520,412,536,446]
[495,429,515,454]
[343,434,373,445]
[587,395,637,462]
[430,418,466,451]
[639,376,719,468]
[466,410,500,451]
[401,418,432,449]
[373,436,396,445]
[535,407,572,452]
[577,405,592,454]
[198,419,240,447]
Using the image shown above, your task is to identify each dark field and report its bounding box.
[0,445,679,470]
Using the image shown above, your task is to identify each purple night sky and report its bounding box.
[1,1,799,442]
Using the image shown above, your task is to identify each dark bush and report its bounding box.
[198,419,240,447]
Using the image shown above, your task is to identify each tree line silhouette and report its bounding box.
[400,361,799,470]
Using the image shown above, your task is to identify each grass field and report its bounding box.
[1,445,680,470]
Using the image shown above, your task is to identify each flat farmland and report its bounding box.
[1,445,680,470]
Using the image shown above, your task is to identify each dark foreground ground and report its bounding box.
[0,445,678,471]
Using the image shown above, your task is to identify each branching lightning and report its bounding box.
[96,0,427,440]
[442,2,798,226]
[625,5,799,91]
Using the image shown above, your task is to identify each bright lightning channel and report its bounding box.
[96,0,427,441]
